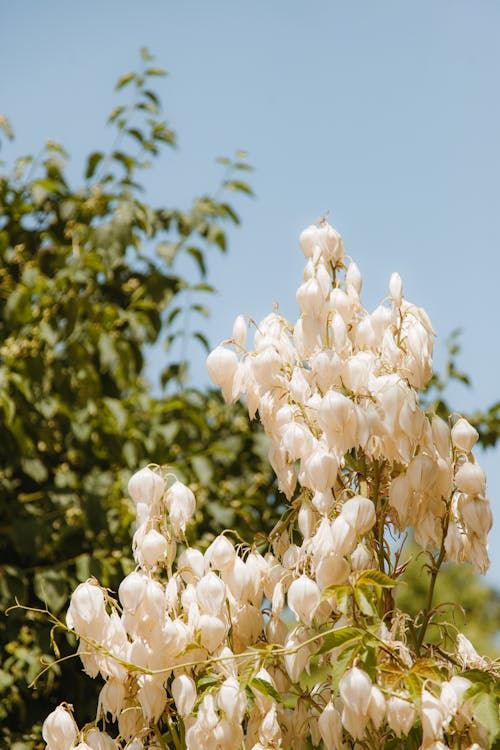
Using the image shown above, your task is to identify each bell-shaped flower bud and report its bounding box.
[315,553,350,589]
[299,224,320,258]
[260,705,281,743]
[207,345,238,402]
[178,547,205,583]
[451,418,479,453]
[196,572,226,616]
[460,496,492,537]
[386,694,416,737]
[138,675,167,723]
[318,702,343,750]
[284,628,312,682]
[140,528,168,568]
[296,277,328,318]
[199,614,227,652]
[287,575,320,625]
[166,480,196,535]
[300,447,339,492]
[389,272,403,306]
[346,261,362,294]
[128,466,164,507]
[454,463,486,495]
[66,581,107,638]
[351,542,374,571]
[206,535,236,571]
[368,685,386,729]
[388,474,412,528]
[98,677,126,721]
[407,452,437,493]
[232,314,248,350]
[281,421,314,462]
[118,571,148,614]
[339,667,372,715]
[42,705,78,748]
[340,495,376,535]
[218,676,247,724]
[421,689,447,744]
[331,515,356,556]
[172,674,197,718]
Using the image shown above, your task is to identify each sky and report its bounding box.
[1,0,499,585]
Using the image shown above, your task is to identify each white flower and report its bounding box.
[172,674,197,717]
[42,705,78,749]
[451,418,479,453]
[128,466,164,506]
[207,345,238,401]
[287,575,320,625]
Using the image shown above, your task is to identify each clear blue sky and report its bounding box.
[1,0,499,586]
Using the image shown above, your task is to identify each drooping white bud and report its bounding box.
[386,695,416,737]
[140,528,168,568]
[206,535,236,571]
[232,314,248,349]
[218,676,247,724]
[339,667,372,715]
[368,685,386,729]
[207,345,238,401]
[166,481,196,535]
[340,495,376,535]
[451,418,479,453]
[196,572,226,616]
[389,272,403,306]
[66,581,107,638]
[454,463,486,495]
[199,614,227,652]
[42,705,78,748]
[318,702,343,750]
[118,571,148,614]
[172,674,197,718]
[287,575,320,625]
[178,547,205,583]
[137,675,167,723]
[346,261,362,294]
[128,466,165,506]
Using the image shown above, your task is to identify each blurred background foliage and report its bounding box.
[0,50,498,749]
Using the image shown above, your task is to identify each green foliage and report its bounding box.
[0,52,270,747]
[396,542,500,658]
[425,328,500,449]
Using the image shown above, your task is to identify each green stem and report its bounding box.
[154,724,170,750]
[416,542,446,652]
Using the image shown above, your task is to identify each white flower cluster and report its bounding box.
[208,221,491,573]
[43,223,496,750]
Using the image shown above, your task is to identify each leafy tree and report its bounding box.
[0,50,272,748]
[1,47,499,750]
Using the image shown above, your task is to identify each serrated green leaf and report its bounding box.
[357,570,396,588]
[250,677,281,703]
[317,627,363,655]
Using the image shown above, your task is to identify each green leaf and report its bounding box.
[223,179,254,196]
[317,627,363,655]
[145,67,166,77]
[85,151,104,179]
[473,692,500,747]
[354,584,377,616]
[116,72,135,90]
[357,569,396,588]
[250,677,281,703]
